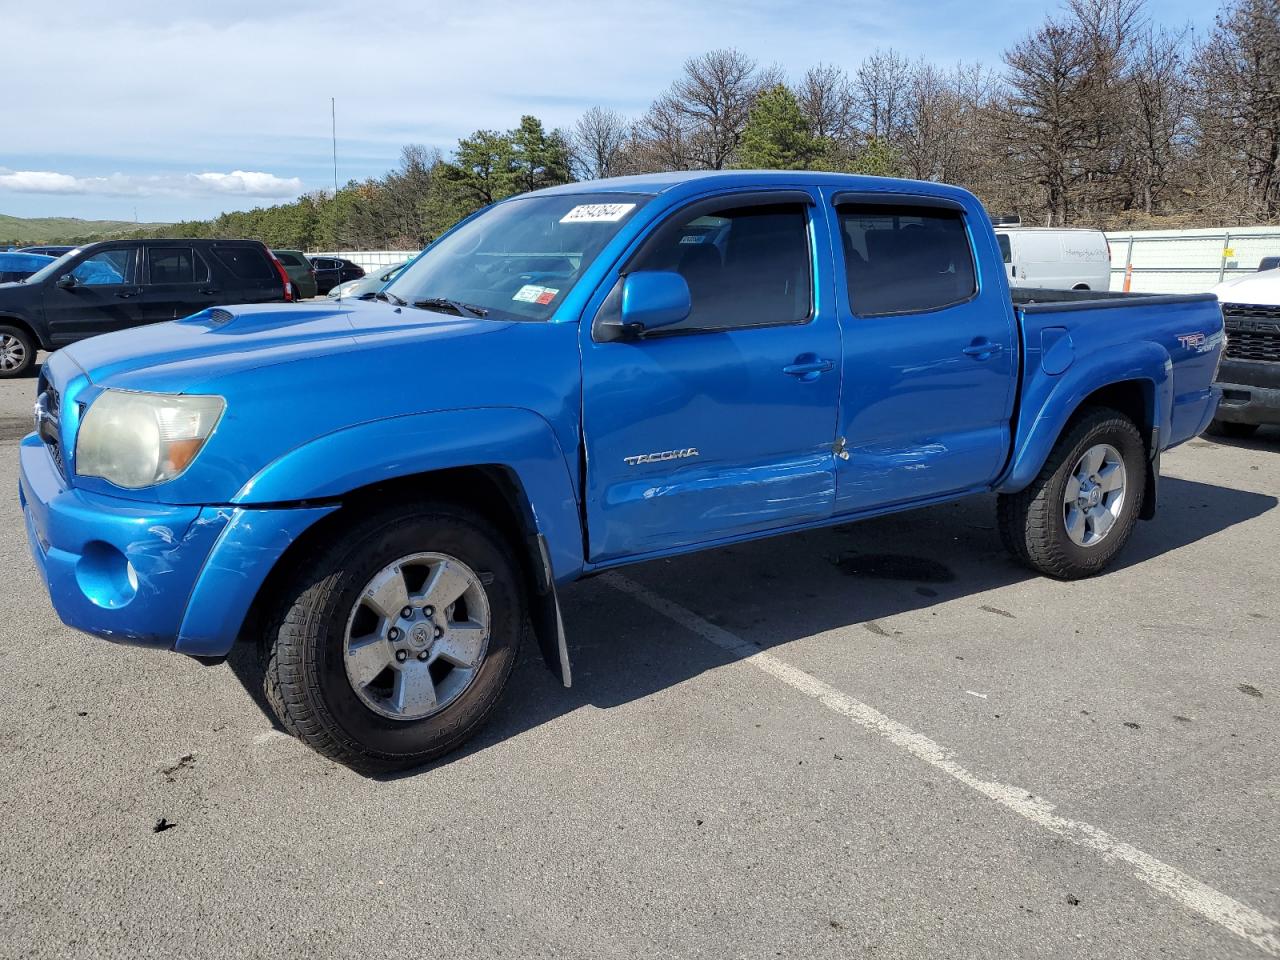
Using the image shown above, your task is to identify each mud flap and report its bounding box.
[1140,428,1160,521]
[530,534,571,687]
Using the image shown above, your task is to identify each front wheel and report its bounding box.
[998,408,1146,579]
[0,325,36,378]
[262,502,525,772]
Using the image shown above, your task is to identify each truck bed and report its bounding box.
[1001,288,1224,491]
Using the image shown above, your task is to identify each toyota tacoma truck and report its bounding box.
[18,171,1225,772]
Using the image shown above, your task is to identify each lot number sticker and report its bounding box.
[513,284,559,305]
[559,203,636,223]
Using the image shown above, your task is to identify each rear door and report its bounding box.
[580,189,843,562]
[206,243,281,303]
[140,245,219,322]
[40,245,144,344]
[832,195,1018,513]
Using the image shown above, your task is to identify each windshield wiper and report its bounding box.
[413,296,488,318]
[370,290,406,306]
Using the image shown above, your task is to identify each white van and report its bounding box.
[995,228,1111,292]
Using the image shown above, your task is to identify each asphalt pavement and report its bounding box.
[0,365,1276,959]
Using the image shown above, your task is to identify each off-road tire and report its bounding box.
[998,407,1146,579]
[262,502,524,773]
[1207,419,1259,439]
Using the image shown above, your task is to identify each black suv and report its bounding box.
[308,256,364,295]
[0,239,291,378]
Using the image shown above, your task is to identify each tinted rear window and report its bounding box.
[148,247,209,284]
[210,245,275,281]
[838,204,977,316]
[275,252,304,267]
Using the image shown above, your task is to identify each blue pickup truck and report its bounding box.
[19,171,1224,771]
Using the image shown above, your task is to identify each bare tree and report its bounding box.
[796,64,858,143]
[570,106,630,180]
[652,48,770,169]
[1124,26,1191,217]
[629,98,694,172]
[1190,0,1280,220]
[899,61,997,186]
[855,49,911,144]
[1000,17,1098,225]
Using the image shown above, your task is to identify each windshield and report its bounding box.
[386,193,649,321]
[24,248,83,285]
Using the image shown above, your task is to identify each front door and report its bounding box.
[40,245,144,345]
[581,190,843,563]
[832,197,1018,513]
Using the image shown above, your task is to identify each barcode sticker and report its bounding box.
[559,203,636,223]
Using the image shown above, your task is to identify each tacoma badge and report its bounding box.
[623,448,700,466]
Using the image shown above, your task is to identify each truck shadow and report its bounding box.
[224,474,1275,778]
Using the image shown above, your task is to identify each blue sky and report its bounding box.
[1,0,1216,224]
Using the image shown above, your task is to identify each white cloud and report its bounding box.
[0,168,303,199]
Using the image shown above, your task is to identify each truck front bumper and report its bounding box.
[19,434,336,658]
[1214,359,1280,427]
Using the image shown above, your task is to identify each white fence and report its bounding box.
[1105,226,1280,294]
[314,228,1280,297]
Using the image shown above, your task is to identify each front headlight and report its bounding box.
[76,390,225,489]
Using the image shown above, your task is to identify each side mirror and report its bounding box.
[618,271,691,337]
[55,273,77,290]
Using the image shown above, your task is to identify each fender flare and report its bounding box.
[0,312,46,351]
[231,407,584,683]
[997,340,1172,494]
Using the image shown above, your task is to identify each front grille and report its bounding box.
[35,375,66,478]
[1222,303,1280,363]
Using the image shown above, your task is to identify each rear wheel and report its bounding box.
[1208,419,1259,439]
[998,408,1146,579]
[0,325,36,378]
[262,502,524,773]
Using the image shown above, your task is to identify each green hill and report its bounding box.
[0,213,172,246]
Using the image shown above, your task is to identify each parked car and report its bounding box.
[19,171,1223,770]
[1208,269,1280,437]
[1257,256,1279,272]
[995,227,1111,291]
[272,249,319,299]
[19,245,76,258]
[308,256,364,294]
[327,261,409,300]
[0,238,292,377]
[0,251,54,284]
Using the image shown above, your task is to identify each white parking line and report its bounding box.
[601,572,1280,957]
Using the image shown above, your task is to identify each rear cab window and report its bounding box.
[837,202,977,316]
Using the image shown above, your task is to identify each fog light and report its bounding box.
[75,542,138,609]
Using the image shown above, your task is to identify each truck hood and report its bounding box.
[1211,269,1280,307]
[48,298,579,506]
[64,299,505,391]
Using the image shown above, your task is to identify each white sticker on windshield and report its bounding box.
[513,284,559,305]
[559,203,636,223]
